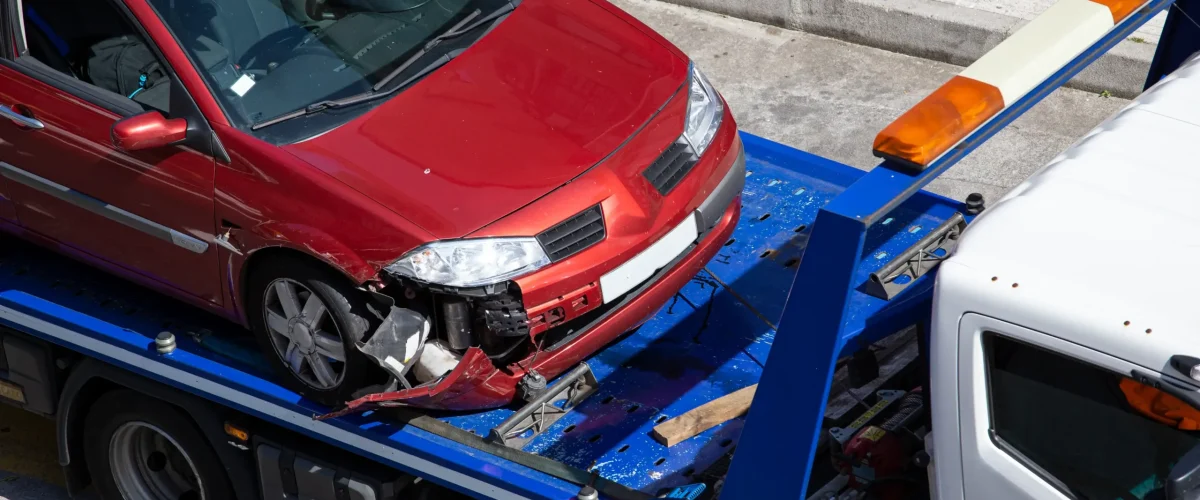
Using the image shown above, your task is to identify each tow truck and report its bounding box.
[3,0,1200,498]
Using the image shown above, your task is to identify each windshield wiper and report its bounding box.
[252,2,516,131]
[373,1,517,92]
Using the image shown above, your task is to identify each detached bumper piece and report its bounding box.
[487,363,598,448]
[316,347,498,420]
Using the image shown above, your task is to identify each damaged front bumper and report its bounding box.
[321,146,746,418]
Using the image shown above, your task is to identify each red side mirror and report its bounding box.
[111,111,188,152]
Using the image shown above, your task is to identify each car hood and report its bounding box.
[285,0,687,239]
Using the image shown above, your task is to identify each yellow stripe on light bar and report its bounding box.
[873,0,1151,169]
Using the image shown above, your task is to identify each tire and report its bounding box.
[83,390,234,500]
[246,255,381,406]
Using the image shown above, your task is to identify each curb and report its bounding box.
[655,0,1156,99]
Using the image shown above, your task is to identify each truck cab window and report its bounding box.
[20,0,170,113]
[986,333,1200,499]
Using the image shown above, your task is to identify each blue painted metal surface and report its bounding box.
[1147,0,1200,88]
[0,131,961,497]
[722,2,1175,498]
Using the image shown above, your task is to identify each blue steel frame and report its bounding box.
[1147,0,1200,87]
[722,1,1179,497]
[0,291,581,499]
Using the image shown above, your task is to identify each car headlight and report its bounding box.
[683,62,724,156]
[385,238,550,288]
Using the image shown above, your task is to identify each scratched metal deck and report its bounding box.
[0,132,962,496]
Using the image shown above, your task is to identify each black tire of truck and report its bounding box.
[246,256,383,407]
[83,390,235,500]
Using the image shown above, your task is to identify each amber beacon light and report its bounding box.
[872,0,1152,170]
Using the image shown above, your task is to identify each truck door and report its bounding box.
[957,313,1200,499]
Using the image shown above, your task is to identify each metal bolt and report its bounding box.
[155,332,176,354]
[577,486,599,500]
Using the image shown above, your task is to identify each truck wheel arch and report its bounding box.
[55,358,258,499]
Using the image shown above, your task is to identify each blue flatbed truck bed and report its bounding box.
[2,1,1199,497]
[0,131,957,500]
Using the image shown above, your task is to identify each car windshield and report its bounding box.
[147,0,514,142]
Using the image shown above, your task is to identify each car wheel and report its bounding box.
[246,256,380,406]
[83,390,234,500]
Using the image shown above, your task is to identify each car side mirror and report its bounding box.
[1168,443,1200,500]
[111,111,187,152]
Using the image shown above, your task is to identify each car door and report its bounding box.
[958,313,1200,499]
[0,0,222,306]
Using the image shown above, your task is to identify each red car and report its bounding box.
[0,0,743,410]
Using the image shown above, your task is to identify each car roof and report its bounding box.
[945,50,1200,374]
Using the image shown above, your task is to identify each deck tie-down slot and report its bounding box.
[864,212,966,300]
[488,363,599,448]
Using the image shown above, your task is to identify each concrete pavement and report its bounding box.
[0,1,1135,497]
[655,0,1167,98]
[933,0,1167,43]
[612,0,1129,203]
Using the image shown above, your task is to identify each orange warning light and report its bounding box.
[872,76,1004,169]
[1090,0,1147,22]
[224,422,250,442]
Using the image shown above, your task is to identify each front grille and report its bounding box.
[537,205,606,262]
[643,137,699,195]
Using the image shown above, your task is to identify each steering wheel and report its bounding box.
[236,25,320,71]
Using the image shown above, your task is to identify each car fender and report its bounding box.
[244,221,378,283]
[220,222,382,326]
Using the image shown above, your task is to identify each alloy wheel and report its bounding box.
[263,278,347,390]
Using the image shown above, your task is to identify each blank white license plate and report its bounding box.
[599,214,698,303]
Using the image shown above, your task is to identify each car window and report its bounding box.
[18,0,171,113]
[986,333,1200,499]
[144,0,515,143]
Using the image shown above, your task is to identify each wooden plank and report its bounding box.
[651,384,757,447]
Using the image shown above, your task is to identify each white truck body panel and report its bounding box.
[931,50,1200,500]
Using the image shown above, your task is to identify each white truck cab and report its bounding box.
[930,50,1200,500]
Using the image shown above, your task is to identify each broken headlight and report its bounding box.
[682,62,724,156]
[386,238,550,288]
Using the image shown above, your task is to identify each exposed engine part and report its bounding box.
[356,306,430,386]
[442,297,474,351]
[376,276,535,383]
[478,293,530,338]
[517,370,547,401]
[413,339,462,383]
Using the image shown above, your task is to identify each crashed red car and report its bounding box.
[0,0,743,410]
